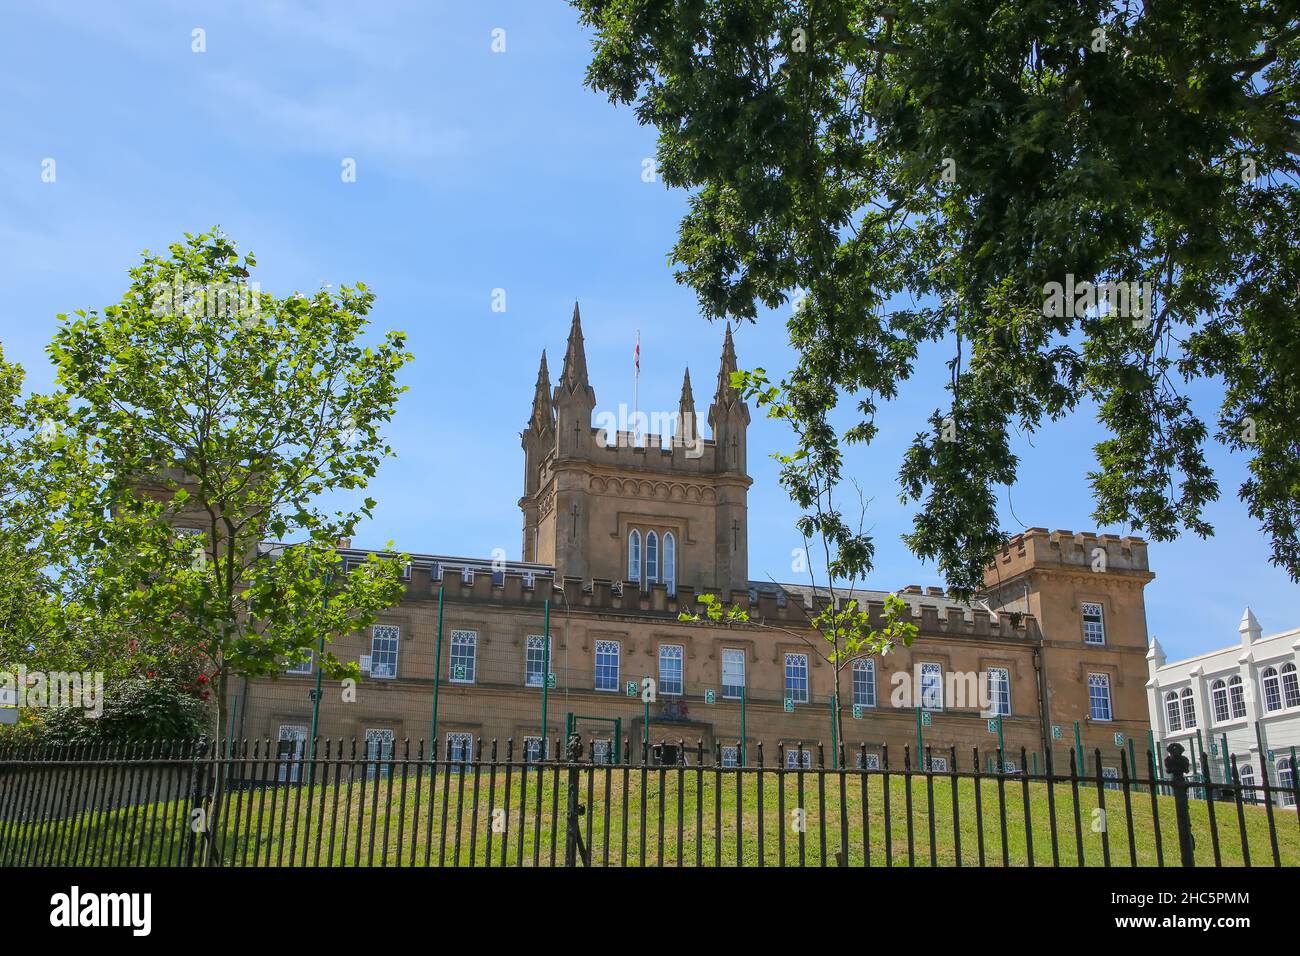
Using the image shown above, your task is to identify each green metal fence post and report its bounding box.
[740,685,747,767]
[830,693,839,770]
[430,584,445,753]
[541,598,551,756]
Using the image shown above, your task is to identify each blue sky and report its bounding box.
[1,1,1293,662]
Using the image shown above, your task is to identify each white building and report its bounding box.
[1147,608,1300,806]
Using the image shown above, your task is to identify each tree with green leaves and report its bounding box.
[575,0,1300,595]
[0,344,108,675]
[682,366,918,755]
[44,228,414,739]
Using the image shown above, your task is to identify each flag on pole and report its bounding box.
[635,331,640,374]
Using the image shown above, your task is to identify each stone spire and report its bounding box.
[708,323,750,473]
[553,301,596,457]
[713,322,739,407]
[528,350,554,433]
[677,367,698,445]
[557,302,592,398]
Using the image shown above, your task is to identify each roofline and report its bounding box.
[1155,627,1300,671]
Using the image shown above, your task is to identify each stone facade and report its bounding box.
[232,307,1156,773]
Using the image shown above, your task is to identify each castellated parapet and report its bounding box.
[986,527,1152,585]
[393,561,1039,645]
[581,427,726,475]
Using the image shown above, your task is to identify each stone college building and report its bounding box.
[232,307,1156,774]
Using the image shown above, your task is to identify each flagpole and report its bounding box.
[633,329,640,445]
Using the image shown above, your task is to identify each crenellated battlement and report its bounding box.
[986,527,1151,585]
[410,562,1039,643]
[581,427,723,474]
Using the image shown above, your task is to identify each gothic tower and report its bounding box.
[519,306,751,595]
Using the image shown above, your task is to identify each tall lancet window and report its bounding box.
[628,530,641,583]
[663,532,676,596]
[646,531,659,584]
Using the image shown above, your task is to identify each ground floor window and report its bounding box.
[365,729,395,781]
[446,732,473,765]
[277,725,308,783]
[785,748,812,769]
[523,736,549,763]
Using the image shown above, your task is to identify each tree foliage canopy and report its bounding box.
[575,0,1300,595]
[39,229,413,733]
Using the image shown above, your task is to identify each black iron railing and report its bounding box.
[0,738,1296,866]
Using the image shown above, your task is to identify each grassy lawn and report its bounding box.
[7,765,1298,866]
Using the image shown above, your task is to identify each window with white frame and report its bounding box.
[365,728,394,780]
[446,732,473,764]
[285,650,313,676]
[1263,667,1283,712]
[277,725,308,783]
[920,662,944,710]
[525,634,550,688]
[785,653,809,704]
[1239,764,1257,803]
[369,624,399,679]
[1164,691,1182,731]
[663,532,676,595]
[1282,663,1300,709]
[722,648,746,700]
[928,755,949,773]
[449,629,476,683]
[1180,687,1196,729]
[1211,680,1230,723]
[1229,675,1247,718]
[853,659,876,708]
[628,530,641,583]
[856,752,881,771]
[987,667,1011,716]
[1088,673,1113,721]
[785,748,812,769]
[659,644,684,696]
[721,745,739,768]
[1278,759,1296,807]
[591,739,612,765]
[1081,603,1105,645]
[1102,766,1121,791]
[524,736,549,763]
[594,640,620,692]
[645,531,659,583]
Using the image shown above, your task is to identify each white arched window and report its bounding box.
[662,532,676,595]
[1282,663,1300,708]
[1263,667,1282,712]
[645,531,659,584]
[1278,759,1296,807]
[1229,675,1247,718]
[1180,687,1196,728]
[1211,679,1229,723]
[628,529,641,583]
[1239,764,1257,804]
[1164,691,1182,732]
